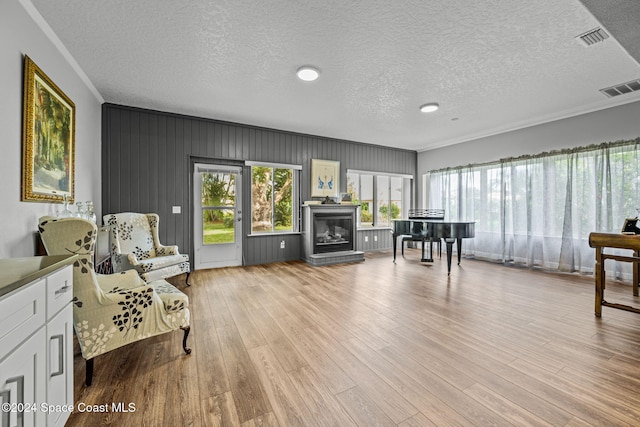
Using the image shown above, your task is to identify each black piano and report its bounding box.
[392,219,475,275]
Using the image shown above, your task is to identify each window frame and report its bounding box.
[347,169,412,229]
[247,161,301,235]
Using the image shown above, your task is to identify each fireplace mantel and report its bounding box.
[301,204,364,266]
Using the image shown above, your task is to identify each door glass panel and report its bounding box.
[203,208,235,244]
[201,173,235,207]
[201,171,236,245]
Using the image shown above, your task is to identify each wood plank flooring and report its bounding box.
[66,250,640,426]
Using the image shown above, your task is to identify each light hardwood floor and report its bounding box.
[66,250,640,426]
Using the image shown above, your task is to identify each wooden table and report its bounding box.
[588,232,640,317]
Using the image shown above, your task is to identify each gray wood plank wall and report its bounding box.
[102,104,417,266]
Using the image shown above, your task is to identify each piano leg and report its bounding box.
[457,238,463,265]
[444,239,454,275]
[393,234,398,262]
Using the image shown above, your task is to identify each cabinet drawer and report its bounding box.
[46,265,73,320]
[0,280,46,361]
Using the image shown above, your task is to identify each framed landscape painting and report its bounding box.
[311,159,340,198]
[22,55,75,202]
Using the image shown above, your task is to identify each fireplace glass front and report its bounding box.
[313,213,354,254]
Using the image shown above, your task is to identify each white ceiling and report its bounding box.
[29,0,640,152]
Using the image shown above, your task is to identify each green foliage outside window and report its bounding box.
[379,203,401,219]
[201,172,236,244]
[252,166,294,232]
[360,201,373,223]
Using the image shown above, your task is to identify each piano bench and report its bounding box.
[401,235,416,255]
[400,235,441,257]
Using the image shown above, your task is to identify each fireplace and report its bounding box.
[314,213,353,254]
[302,204,364,266]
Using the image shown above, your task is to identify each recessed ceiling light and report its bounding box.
[296,66,319,82]
[419,103,439,113]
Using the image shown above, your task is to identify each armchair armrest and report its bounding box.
[110,252,139,273]
[95,284,166,332]
[92,282,154,305]
[156,244,179,256]
[97,283,164,311]
[96,270,146,293]
[125,252,142,266]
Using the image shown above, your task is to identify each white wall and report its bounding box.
[418,100,640,207]
[0,0,102,258]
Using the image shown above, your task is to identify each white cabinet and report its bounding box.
[0,328,46,427]
[0,261,74,427]
[45,266,73,427]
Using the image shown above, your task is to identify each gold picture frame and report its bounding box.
[22,55,75,202]
[311,159,339,198]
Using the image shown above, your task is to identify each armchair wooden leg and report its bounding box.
[185,272,191,286]
[85,358,94,386]
[181,326,192,354]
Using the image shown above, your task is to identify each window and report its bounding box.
[249,162,300,233]
[390,176,403,223]
[347,170,411,228]
[427,139,640,276]
[376,176,390,226]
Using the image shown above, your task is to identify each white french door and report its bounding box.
[193,164,243,269]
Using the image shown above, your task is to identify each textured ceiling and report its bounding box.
[29,0,640,152]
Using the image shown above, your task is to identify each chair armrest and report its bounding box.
[97,285,165,333]
[126,253,142,266]
[96,270,146,293]
[110,253,139,274]
[156,244,179,256]
[103,284,155,303]
[96,282,160,307]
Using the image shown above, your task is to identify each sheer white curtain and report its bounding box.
[429,139,640,279]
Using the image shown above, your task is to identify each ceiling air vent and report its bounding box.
[600,79,640,98]
[576,27,609,46]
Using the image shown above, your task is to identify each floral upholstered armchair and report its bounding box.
[38,217,191,386]
[104,213,190,284]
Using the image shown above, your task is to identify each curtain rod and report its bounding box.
[428,137,640,174]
